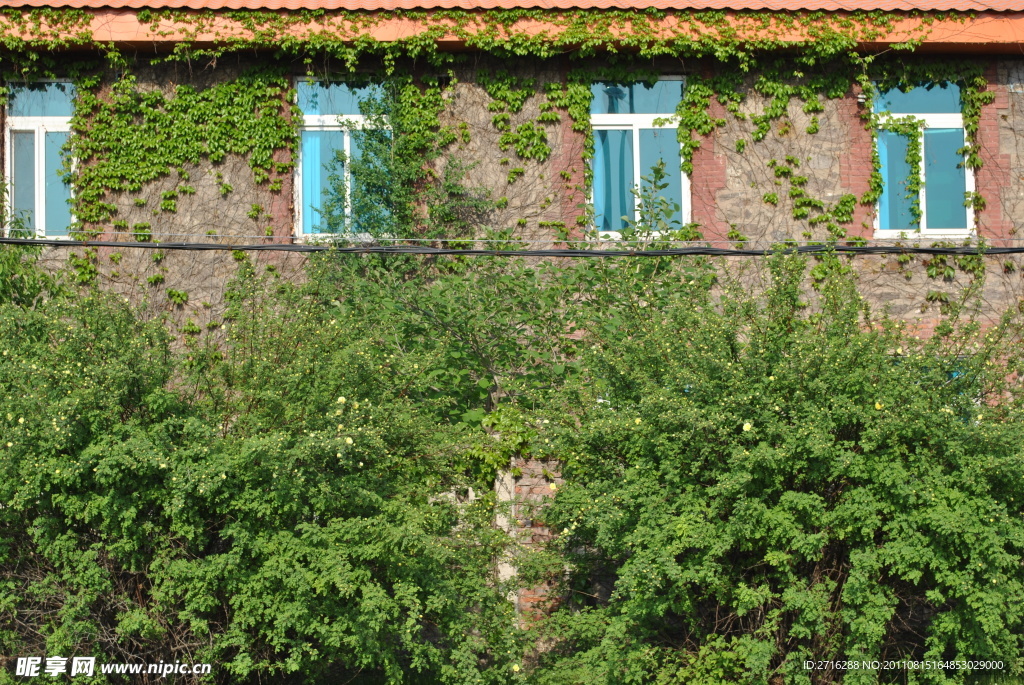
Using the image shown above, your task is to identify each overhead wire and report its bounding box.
[2,235,1023,257]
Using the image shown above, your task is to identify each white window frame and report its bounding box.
[293,78,375,240]
[4,83,74,239]
[874,110,975,240]
[590,77,690,241]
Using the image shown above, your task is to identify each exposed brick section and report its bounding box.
[268,105,296,243]
[837,85,876,240]
[978,63,1014,244]
[511,457,563,618]
[690,95,731,242]
[554,76,589,241]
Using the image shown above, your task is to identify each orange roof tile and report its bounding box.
[2,0,1023,11]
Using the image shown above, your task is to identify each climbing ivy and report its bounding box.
[0,7,999,273]
[862,63,995,219]
[68,68,295,232]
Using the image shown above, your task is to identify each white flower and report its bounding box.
[743,422,752,431]
[345,437,354,445]
[337,397,346,404]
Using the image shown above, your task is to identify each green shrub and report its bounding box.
[533,254,1024,683]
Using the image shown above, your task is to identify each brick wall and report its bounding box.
[509,457,564,618]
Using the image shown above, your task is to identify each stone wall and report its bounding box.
[442,59,584,247]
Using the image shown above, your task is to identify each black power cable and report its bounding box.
[1,236,1021,257]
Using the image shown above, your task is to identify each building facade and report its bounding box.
[1,2,1024,332]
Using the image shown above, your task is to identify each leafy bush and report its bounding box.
[0,258,525,684]
[533,254,1024,684]
[2,237,1023,684]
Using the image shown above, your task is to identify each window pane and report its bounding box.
[349,130,361,206]
[590,80,683,115]
[9,82,76,117]
[44,131,72,236]
[638,128,683,228]
[297,81,381,116]
[878,130,917,231]
[11,131,35,232]
[924,128,967,230]
[301,129,346,234]
[349,129,393,234]
[593,129,634,234]
[874,83,960,114]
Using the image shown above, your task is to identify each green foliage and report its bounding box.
[532,253,1024,683]
[66,248,98,285]
[4,226,1024,683]
[309,247,582,446]
[479,69,555,163]
[878,114,925,225]
[166,288,188,305]
[132,222,152,242]
[0,255,526,684]
[614,161,703,243]
[0,11,1017,684]
[727,225,749,249]
[68,68,295,227]
[0,241,60,307]
[315,76,492,241]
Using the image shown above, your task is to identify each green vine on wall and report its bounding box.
[68,69,295,233]
[861,64,994,210]
[876,114,925,224]
[0,6,996,270]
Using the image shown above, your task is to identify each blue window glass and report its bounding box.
[348,129,393,234]
[590,79,686,234]
[297,81,381,116]
[877,130,915,231]
[593,129,634,234]
[639,128,683,227]
[7,83,75,236]
[301,129,347,234]
[924,128,967,230]
[874,83,960,115]
[298,81,387,236]
[11,131,35,232]
[590,80,683,115]
[875,83,968,232]
[43,131,72,236]
[8,82,76,117]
